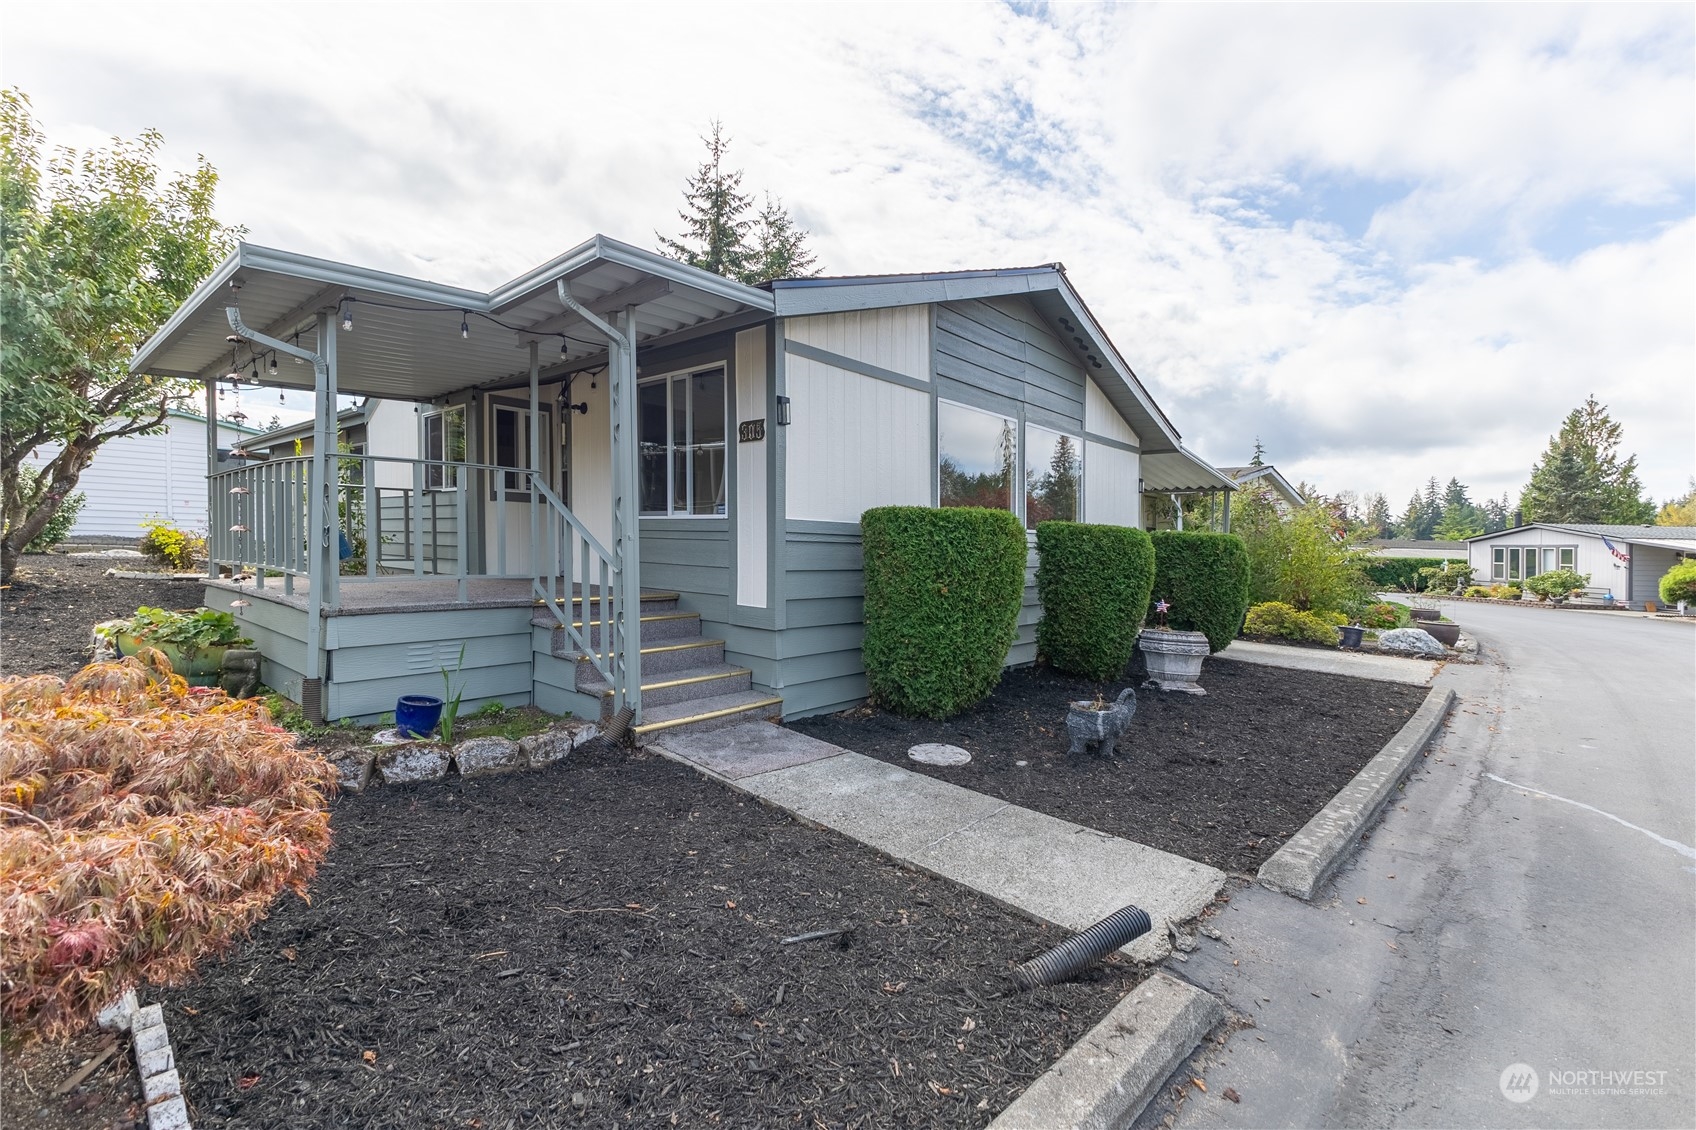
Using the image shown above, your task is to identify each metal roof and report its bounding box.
[1140,445,1236,493]
[129,236,776,403]
[1217,463,1306,506]
[1465,523,1696,544]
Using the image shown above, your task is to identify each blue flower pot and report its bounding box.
[395,694,444,739]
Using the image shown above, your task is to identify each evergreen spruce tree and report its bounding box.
[1363,492,1393,538]
[746,193,819,283]
[1520,396,1655,524]
[1249,437,1266,467]
[1394,490,1426,539]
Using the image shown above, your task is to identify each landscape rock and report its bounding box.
[908,742,972,766]
[521,720,599,767]
[453,736,522,776]
[1377,627,1448,657]
[376,742,452,784]
[329,750,375,793]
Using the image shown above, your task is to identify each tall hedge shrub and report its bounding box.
[1035,521,1155,679]
[1150,530,1251,652]
[861,506,1027,718]
[1363,556,1464,591]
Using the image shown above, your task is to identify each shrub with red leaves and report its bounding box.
[0,650,337,1040]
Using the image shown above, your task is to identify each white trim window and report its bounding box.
[938,399,1016,512]
[490,399,550,499]
[1024,423,1081,529]
[638,366,727,516]
[1494,544,1576,581]
[423,405,465,490]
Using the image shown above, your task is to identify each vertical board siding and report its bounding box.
[1085,378,1140,446]
[735,327,770,608]
[1084,442,1141,528]
[784,306,931,382]
[568,374,614,549]
[784,354,930,523]
[935,300,1086,425]
[776,525,1043,719]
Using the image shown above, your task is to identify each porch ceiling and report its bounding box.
[1140,445,1236,493]
[129,235,776,402]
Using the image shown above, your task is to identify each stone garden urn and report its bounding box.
[1066,687,1137,757]
[1137,628,1211,695]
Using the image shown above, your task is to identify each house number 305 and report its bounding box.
[738,420,766,443]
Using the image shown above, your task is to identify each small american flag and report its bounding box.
[1603,535,1630,565]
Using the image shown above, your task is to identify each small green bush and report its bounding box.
[1243,601,1340,645]
[1463,586,1492,599]
[1035,522,1156,679]
[1358,601,1405,630]
[1362,556,1464,591]
[861,506,1027,718]
[1524,568,1588,601]
[1417,561,1474,595]
[1150,531,1252,653]
[1660,560,1696,606]
[139,518,205,571]
[14,468,87,553]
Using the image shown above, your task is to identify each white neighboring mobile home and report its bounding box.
[128,235,1234,735]
[23,411,262,539]
[1465,523,1696,607]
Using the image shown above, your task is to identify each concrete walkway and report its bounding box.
[653,722,1226,963]
[1217,639,1437,685]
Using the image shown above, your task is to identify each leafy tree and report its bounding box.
[657,122,821,286]
[1520,396,1655,525]
[1657,479,1696,526]
[1235,488,1372,614]
[1362,492,1393,538]
[1,91,241,581]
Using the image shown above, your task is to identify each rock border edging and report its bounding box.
[988,971,1226,1130]
[1257,684,1457,900]
[98,991,191,1129]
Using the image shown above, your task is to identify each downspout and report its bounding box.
[204,379,218,579]
[227,306,334,720]
[557,280,642,727]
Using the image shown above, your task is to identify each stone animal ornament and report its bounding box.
[1066,686,1138,757]
[220,648,262,699]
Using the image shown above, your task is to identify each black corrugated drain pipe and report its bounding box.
[1011,904,1153,990]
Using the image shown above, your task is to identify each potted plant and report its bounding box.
[1137,598,1210,695]
[111,606,252,686]
[1065,688,1137,757]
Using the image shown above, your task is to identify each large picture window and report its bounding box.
[423,406,465,490]
[938,400,1016,511]
[639,366,726,516]
[1024,424,1081,528]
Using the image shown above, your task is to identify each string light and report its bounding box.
[460,311,470,340]
[340,297,354,332]
[267,352,278,377]
[292,333,304,363]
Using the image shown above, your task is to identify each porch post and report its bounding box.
[1222,488,1232,533]
[319,313,340,612]
[300,312,333,720]
[613,306,643,723]
[205,379,218,578]
[528,340,541,584]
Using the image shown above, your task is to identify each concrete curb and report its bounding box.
[1257,685,1456,900]
[990,972,1225,1130]
[99,994,191,1129]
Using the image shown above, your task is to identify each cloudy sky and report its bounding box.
[7,1,1692,509]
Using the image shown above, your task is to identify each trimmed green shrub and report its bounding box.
[1417,561,1475,595]
[1524,568,1589,601]
[1358,601,1406,630]
[861,506,1027,718]
[1035,521,1156,679]
[1149,530,1252,653]
[1463,586,1492,599]
[1243,601,1339,645]
[1362,555,1464,591]
[1660,560,1696,606]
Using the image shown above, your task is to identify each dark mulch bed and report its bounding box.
[163,746,1142,1129]
[0,1028,144,1130]
[789,659,1428,874]
[2,555,204,678]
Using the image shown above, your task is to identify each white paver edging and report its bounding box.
[99,993,191,1130]
[990,972,1226,1130]
[1257,685,1457,900]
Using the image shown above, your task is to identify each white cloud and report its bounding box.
[4,0,1691,506]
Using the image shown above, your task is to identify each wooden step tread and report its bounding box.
[631,691,785,736]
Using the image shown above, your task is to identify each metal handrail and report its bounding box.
[529,474,622,694]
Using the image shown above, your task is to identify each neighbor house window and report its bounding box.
[1024,424,1081,529]
[938,400,1016,511]
[1558,546,1575,570]
[423,406,465,490]
[1492,546,1506,581]
[638,366,726,516]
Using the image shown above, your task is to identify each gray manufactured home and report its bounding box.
[130,235,1233,739]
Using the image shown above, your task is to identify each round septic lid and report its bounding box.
[909,743,971,766]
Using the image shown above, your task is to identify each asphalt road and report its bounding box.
[1142,604,1696,1130]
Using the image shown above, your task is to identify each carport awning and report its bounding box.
[129,235,776,402]
[1627,537,1696,553]
[1140,445,1235,493]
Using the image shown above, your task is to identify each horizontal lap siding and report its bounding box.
[935,300,1085,427]
[641,522,730,623]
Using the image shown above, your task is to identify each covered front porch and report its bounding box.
[130,235,777,727]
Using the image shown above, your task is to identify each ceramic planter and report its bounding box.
[114,633,231,687]
[1415,620,1460,647]
[1409,608,1439,622]
[1339,624,1366,649]
[1065,687,1138,757]
[1137,628,1210,695]
[396,694,445,739]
